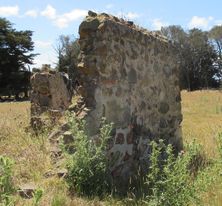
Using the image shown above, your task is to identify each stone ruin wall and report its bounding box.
[77,12,183,182]
[30,11,183,190]
[30,71,72,129]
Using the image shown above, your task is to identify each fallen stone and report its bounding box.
[60,122,70,131]
[50,145,62,159]
[48,130,62,143]
[57,168,68,178]
[18,183,36,199]
[65,145,76,154]
[43,170,55,178]
[63,131,74,145]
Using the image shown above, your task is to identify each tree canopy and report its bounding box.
[0,18,37,97]
[55,35,80,80]
[161,26,220,90]
[0,18,36,73]
[209,25,222,79]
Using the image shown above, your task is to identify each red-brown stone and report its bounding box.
[111,164,123,177]
[123,152,131,161]
[115,133,124,144]
[126,132,133,144]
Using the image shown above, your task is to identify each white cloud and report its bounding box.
[54,9,87,28]
[117,12,140,20]
[151,18,168,30]
[214,20,222,26]
[35,40,52,49]
[105,4,114,9]
[25,9,38,18]
[40,5,87,28]
[0,5,19,17]
[125,12,140,19]
[33,53,57,68]
[188,16,213,29]
[41,4,56,19]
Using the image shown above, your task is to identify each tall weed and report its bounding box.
[66,113,113,197]
[144,140,212,206]
[64,113,216,205]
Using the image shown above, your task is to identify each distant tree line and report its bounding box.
[161,25,222,90]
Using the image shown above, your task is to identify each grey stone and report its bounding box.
[167,116,176,128]
[176,94,181,102]
[57,168,68,178]
[163,64,172,78]
[153,62,159,72]
[127,21,134,26]
[50,145,62,159]
[30,71,72,130]
[43,170,55,178]
[63,131,74,145]
[39,95,51,107]
[60,122,70,131]
[158,102,170,114]
[88,10,97,17]
[48,130,62,142]
[159,118,168,128]
[128,68,137,83]
[177,114,183,124]
[79,18,100,33]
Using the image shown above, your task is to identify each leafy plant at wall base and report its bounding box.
[66,114,113,197]
[144,140,212,206]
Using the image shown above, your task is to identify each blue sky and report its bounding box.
[0,0,222,68]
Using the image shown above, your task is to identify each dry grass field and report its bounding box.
[0,90,222,205]
[181,90,222,206]
[182,90,222,157]
[0,102,96,206]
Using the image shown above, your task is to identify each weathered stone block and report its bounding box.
[115,133,125,144]
[30,71,72,130]
[63,131,74,145]
[18,183,37,199]
[158,101,170,114]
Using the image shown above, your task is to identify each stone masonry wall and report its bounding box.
[30,71,72,129]
[77,11,183,187]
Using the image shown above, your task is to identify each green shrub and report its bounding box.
[0,155,15,206]
[66,114,113,197]
[144,140,211,206]
[64,112,214,204]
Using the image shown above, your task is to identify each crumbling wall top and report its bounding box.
[79,11,169,43]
